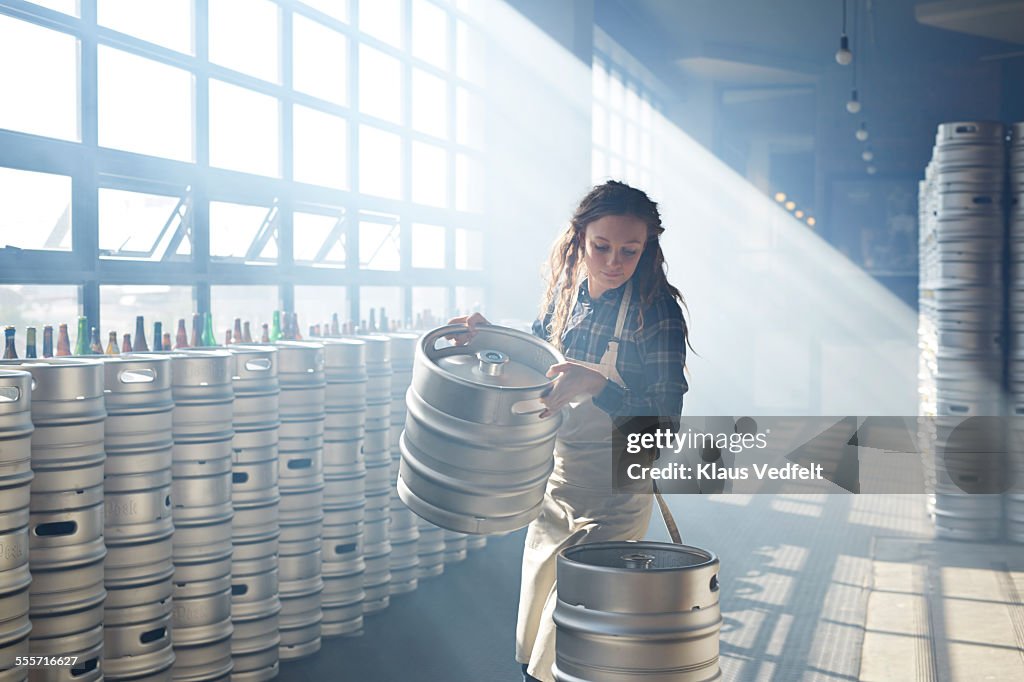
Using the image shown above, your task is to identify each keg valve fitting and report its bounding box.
[476,350,509,377]
[621,553,656,569]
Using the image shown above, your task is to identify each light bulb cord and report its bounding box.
[842,0,848,34]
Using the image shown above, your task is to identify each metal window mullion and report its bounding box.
[347,0,361,326]
[400,0,414,326]
[281,2,295,314]
[193,0,210,315]
[77,0,100,330]
[445,2,457,317]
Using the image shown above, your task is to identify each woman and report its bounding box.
[453,180,689,682]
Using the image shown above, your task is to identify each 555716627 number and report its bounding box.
[14,657,79,667]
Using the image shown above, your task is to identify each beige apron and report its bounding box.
[515,282,654,682]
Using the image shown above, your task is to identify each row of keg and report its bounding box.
[0,334,485,682]
[1007,123,1024,543]
[917,120,1022,542]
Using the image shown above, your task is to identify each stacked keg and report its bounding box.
[320,338,368,637]
[465,536,488,552]
[227,346,281,680]
[6,359,108,682]
[275,342,326,661]
[442,531,468,565]
[166,351,235,681]
[1009,121,1024,543]
[384,334,419,594]
[101,356,176,682]
[357,336,393,614]
[0,370,34,682]
[919,121,1006,541]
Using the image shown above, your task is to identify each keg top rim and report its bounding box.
[560,541,718,571]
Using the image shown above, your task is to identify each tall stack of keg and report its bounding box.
[320,338,368,637]
[227,346,281,680]
[101,356,176,681]
[385,334,419,594]
[0,370,34,682]
[1009,121,1024,544]
[357,335,393,614]
[275,342,326,660]
[919,121,1006,541]
[5,359,108,681]
[166,351,235,681]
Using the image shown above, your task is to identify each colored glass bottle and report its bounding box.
[152,322,163,351]
[132,316,149,352]
[41,325,54,358]
[190,313,202,348]
[232,318,243,345]
[242,321,253,343]
[162,332,172,351]
[261,323,270,343]
[201,312,216,347]
[105,331,118,356]
[331,313,341,337]
[24,327,37,359]
[175,318,189,349]
[89,327,104,355]
[56,323,72,357]
[121,334,132,354]
[270,311,282,343]
[3,326,17,359]
[73,316,89,356]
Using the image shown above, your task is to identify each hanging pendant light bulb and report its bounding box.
[861,148,874,162]
[855,122,869,141]
[835,0,853,65]
[846,88,861,113]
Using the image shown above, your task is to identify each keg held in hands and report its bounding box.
[398,323,564,534]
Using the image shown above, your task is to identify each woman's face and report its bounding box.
[582,214,648,294]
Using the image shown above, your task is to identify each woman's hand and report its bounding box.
[446,312,490,345]
[538,361,609,418]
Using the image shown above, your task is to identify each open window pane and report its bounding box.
[293,105,348,189]
[208,0,280,83]
[412,69,447,139]
[99,46,193,161]
[455,228,482,270]
[100,285,194,345]
[0,167,72,252]
[358,215,400,271]
[98,0,193,54]
[358,126,401,199]
[359,286,402,331]
[412,141,447,208]
[293,14,347,105]
[359,45,401,124]
[411,223,445,269]
[0,285,78,335]
[411,286,447,329]
[209,80,280,177]
[294,210,347,268]
[0,15,78,141]
[210,285,278,341]
[99,187,191,261]
[209,200,278,263]
[295,285,349,335]
[411,0,447,69]
[358,0,401,47]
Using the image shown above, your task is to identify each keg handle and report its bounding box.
[0,386,20,403]
[118,368,156,384]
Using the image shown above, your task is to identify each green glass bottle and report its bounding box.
[270,310,282,343]
[73,316,89,356]
[201,312,217,347]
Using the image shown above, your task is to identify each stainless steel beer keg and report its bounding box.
[553,542,722,682]
[103,578,175,682]
[228,346,279,432]
[442,530,467,564]
[399,324,563,534]
[162,351,234,442]
[415,519,446,579]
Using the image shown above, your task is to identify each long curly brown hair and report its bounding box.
[539,180,691,353]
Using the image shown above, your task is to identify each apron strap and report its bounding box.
[607,281,633,348]
[653,482,683,544]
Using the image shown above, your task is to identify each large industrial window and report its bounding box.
[0,0,487,337]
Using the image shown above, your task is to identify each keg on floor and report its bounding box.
[275,342,326,661]
[442,531,467,565]
[0,370,33,682]
[0,359,108,681]
[399,325,563,534]
[100,356,176,682]
[320,338,368,637]
[385,333,420,595]
[163,351,235,681]
[227,346,282,679]
[553,542,722,682]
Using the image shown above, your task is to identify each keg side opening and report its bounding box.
[71,657,99,677]
[34,520,77,536]
[140,627,167,644]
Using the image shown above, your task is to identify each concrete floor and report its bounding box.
[281,492,1024,682]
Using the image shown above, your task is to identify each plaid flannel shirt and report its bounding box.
[533,278,688,417]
